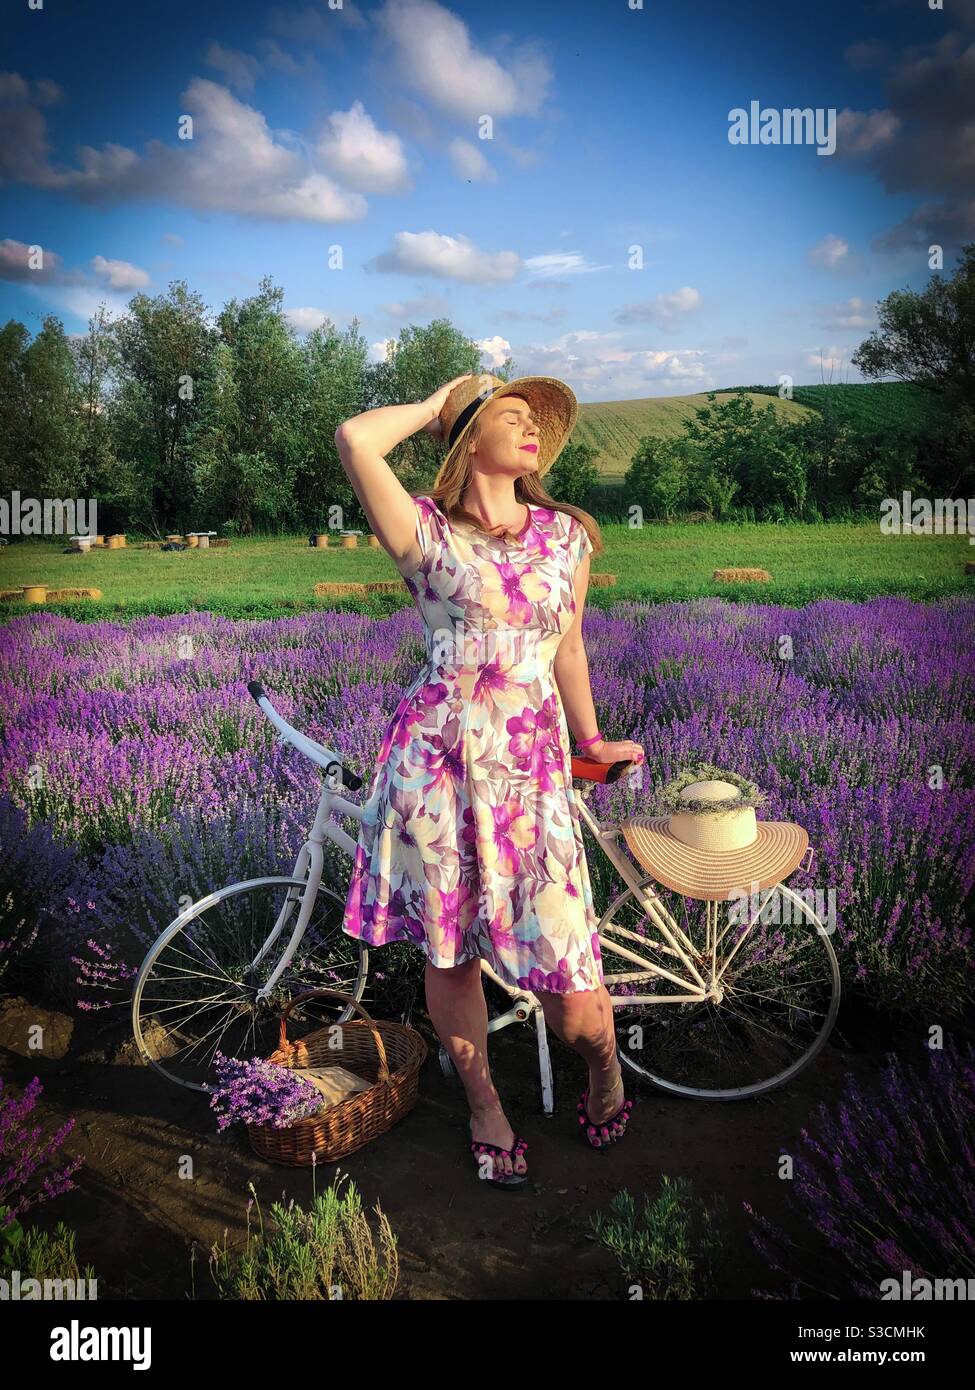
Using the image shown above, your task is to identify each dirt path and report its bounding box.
[0,996,920,1300]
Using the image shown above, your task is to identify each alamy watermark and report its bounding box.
[1,1268,98,1300]
[880,492,975,543]
[0,492,99,537]
[728,101,836,156]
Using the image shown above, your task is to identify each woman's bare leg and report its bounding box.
[423,957,527,1176]
[534,984,630,1145]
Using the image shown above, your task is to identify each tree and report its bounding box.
[71,304,127,526]
[682,390,807,517]
[111,281,215,532]
[366,319,486,493]
[193,277,304,532]
[0,320,30,497]
[623,436,692,519]
[295,316,371,532]
[852,243,975,493]
[851,243,975,398]
[17,315,84,498]
[547,440,600,508]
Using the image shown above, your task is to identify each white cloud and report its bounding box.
[510,328,715,398]
[804,345,851,372]
[615,287,703,327]
[284,307,331,334]
[316,100,411,193]
[836,107,901,156]
[819,295,876,331]
[91,254,150,290]
[0,73,369,223]
[266,2,367,48]
[808,233,852,269]
[446,137,497,183]
[367,230,521,283]
[475,335,511,369]
[0,72,61,104]
[522,251,607,281]
[374,0,553,120]
[368,336,398,364]
[0,238,74,283]
[380,291,451,319]
[204,43,261,95]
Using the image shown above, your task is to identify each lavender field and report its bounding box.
[2,596,973,1019]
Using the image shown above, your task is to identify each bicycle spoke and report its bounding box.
[601,876,839,1096]
[133,878,369,1089]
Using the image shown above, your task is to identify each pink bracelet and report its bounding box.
[576,731,604,749]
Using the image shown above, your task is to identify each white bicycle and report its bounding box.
[132,682,839,1109]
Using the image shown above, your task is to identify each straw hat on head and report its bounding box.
[622,765,809,902]
[438,373,578,478]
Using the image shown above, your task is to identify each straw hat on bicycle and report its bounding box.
[623,764,809,901]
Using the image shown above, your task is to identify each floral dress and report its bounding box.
[340,495,603,995]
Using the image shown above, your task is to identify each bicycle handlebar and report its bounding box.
[247,682,631,792]
[247,681,363,790]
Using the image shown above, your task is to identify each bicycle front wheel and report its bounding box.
[598,875,840,1099]
[131,876,368,1090]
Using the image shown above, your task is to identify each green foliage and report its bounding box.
[623,435,694,519]
[367,318,487,494]
[202,1175,398,1301]
[546,439,601,508]
[571,391,814,476]
[851,242,975,398]
[743,381,941,442]
[590,1177,726,1299]
[0,1208,96,1287]
[1,244,971,533]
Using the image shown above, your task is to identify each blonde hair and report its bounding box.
[418,406,603,555]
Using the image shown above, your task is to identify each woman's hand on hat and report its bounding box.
[419,373,476,436]
[587,738,645,767]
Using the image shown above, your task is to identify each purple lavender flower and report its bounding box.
[204,1051,324,1130]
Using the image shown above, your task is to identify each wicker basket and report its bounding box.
[246,988,428,1167]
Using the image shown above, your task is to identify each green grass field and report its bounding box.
[573,391,816,478]
[2,522,971,619]
[733,381,943,442]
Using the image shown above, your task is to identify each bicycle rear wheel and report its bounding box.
[598,875,840,1099]
[131,875,368,1090]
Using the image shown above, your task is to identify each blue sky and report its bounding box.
[2,0,972,400]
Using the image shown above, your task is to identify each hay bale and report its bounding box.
[363,580,407,594]
[589,573,617,587]
[211,538,230,548]
[313,581,367,597]
[139,541,163,550]
[0,589,23,601]
[713,567,771,582]
[46,587,103,600]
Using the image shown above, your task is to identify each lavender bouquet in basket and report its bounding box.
[205,1051,325,1131]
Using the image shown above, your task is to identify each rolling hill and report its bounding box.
[572,390,816,478]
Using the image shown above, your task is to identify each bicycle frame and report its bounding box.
[245,684,825,1113]
[247,683,369,1002]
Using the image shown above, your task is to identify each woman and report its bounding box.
[334,372,645,1188]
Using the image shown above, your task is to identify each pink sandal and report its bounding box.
[469,1131,529,1189]
[578,1084,634,1151]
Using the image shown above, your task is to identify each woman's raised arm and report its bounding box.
[334,373,474,567]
